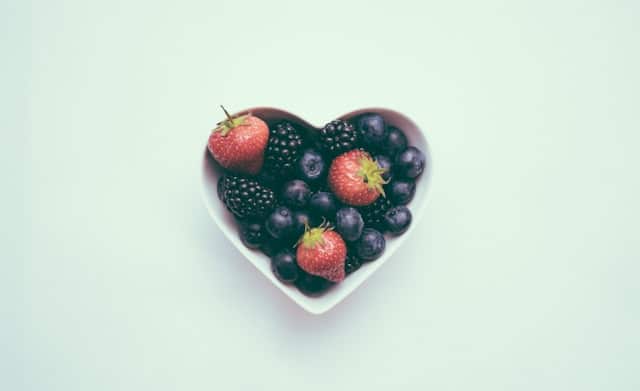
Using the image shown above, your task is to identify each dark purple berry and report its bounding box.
[359,197,393,230]
[320,120,358,156]
[374,154,393,182]
[309,191,338,220]
[239,221,265,249]
[297,149,327,184]
[295,271,334,296]
[265,206,295,240]
[335,207,364,242]
[271,250,300,283]
[356,113,387,151]
[395,147,426,179]
[384,126,408,157]
[292,210,318,240]
[387,179,416,205]
[281,180,311,209]
[355,228,386,261]
[344,252,362,275]
[383,206,412,235]
[264,122,304,176]
[219,175,276,219]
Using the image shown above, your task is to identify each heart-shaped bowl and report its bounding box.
[201,107,432,314]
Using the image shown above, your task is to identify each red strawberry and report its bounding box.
[207,106,269,175]
[296,224,347,283]
[328,149,387,206]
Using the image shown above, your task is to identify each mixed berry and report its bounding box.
[207,107,426,297]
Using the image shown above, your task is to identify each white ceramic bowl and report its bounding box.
[201,107,432,314]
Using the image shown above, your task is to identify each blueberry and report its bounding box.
[271,249,300,283]
[281,180,311,209]
[383,206,412,235]
[292,210,318,239]
[384,126,408,157]
[356,113,387,150]
[335,207,364,242]
[387,179,416,205]
[374,154,393,182]
[239,220,265,249]
[265,206,295,239]
[355,228,386,261]
[295,271,334,297]
[309,191,338,220]
[297,149,327,184]
[395,147,426,179]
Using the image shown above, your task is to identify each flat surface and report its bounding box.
[6,0,640,390]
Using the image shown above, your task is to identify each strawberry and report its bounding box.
[328,149,387,206]
[296,224,347,283]
[208,106,269,175]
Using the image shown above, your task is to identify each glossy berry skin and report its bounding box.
[387,179,416,205]
[281,180,311,209]
[297,229,347,282]
[208,113,269,175]
[292,210,317,240]
[374,154,393,182]
[239,221,265,249]
[218,175,276,219]
[309,191,338,220]
[355,228,386,261]
[295,271,334,297]
[319,120,358,156]
[271,250,300,283]
[335,207,364,242]
[265,206,295,240]
[395,147,426,179]
[263,122,304,177]
[384,126,408,157]
[356,113,387,151]
[328,150,386,206]
[383,206,412,235]
[344,252,362,275]
[297,149,326,184]
[358,196,393,230]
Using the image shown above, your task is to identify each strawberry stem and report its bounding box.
[357,154,389,197]
[213,105,249,137]
[221,105,233,123]
[298,221,333,249]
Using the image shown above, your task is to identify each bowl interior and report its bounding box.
[201,107,431,314]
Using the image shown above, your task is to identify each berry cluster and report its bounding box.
[208,110,426,297]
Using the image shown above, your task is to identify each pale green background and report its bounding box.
[4,0,640,390]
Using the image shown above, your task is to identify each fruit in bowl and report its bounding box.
[203,107,430,304]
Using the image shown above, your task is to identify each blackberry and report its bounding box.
[344,252,362,275]
[217,174,227,201]
[264,122,304,177]
[319,120,358,156]
[219,175,276,219]
[359,196,393,230]
[239,220,266,249]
